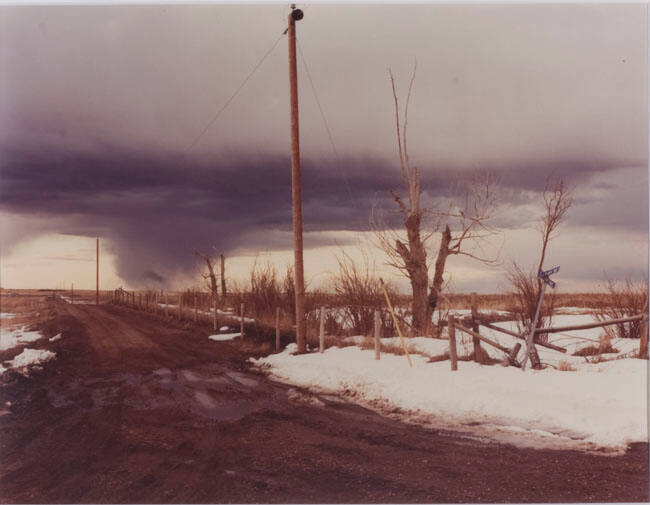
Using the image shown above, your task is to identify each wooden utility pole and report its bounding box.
[288,5,306,354]
[220,254,227,297]
[96,237,99,305]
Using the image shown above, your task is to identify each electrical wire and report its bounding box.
[184,30,286,155]
[296,38,358,209]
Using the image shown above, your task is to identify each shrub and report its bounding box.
[331,250,394,336]
[506,262,557,338]
[594,278,648,339]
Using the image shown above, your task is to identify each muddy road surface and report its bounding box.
[1,299,647,503]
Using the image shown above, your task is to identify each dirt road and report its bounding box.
[1,299,647,503]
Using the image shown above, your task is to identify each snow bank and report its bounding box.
[0,326,43,350]
[5,348,56,370]
[208,333,241,342]
[49,333,62,342]
[252,346,647,451]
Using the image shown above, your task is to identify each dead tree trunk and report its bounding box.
[428,225,451,313]
[195,250,219,301]
[395,210,430,334]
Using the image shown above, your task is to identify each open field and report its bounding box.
[0,292,647,503]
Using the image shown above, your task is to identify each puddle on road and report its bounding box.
[47,363,280,422]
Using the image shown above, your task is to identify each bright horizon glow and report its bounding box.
[1,227,646,293]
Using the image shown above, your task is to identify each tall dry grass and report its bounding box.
[594,278,648,339]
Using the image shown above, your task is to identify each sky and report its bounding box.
[0,3,648,293]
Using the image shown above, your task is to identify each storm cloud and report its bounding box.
[0,3,646,287]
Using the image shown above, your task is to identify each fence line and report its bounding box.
[110,287,648,361]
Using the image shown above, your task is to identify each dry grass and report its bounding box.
[0,293,51,330]
[594,278,648,340]
[572,343,619,357]
[557,359,576,372]
[1,295,44,314]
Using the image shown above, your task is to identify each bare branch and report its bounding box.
[402,59,417,179]
[388,68,407,183]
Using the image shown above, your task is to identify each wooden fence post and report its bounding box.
[240,302,245,338]
[448,315,458,371]
[275,307,280,352]
[178,294,182,321]
[319,306,325,353]
[213,295,218,332]
[639,315,648,359]
[194,295,198,323]
[471,292,487,364]
[374,310,381,360]
[508,342,522,367]
[138,293,141,310]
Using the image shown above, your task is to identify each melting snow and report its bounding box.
[1,326,43,351]
[6,348,56,370]
[252,343,647,451]
[208,333,241,342]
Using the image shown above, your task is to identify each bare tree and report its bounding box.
[194,249,220,299]
[372,65,499,335]
[507,178,572,340]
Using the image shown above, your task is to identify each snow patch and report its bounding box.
[208,333,241,342]
[6,348,56,370]
[251,345,647,451]
[0,326,43,350]
[49,333,62,342]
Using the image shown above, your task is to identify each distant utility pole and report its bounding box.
[220,254,227,297]
[96,237,99,305]
[288,4,306,354]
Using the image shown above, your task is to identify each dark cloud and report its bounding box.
[0,4,646,287]
[0,140,645,285]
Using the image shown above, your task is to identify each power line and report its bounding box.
[185,30,286,155]
[296,38,358,209]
